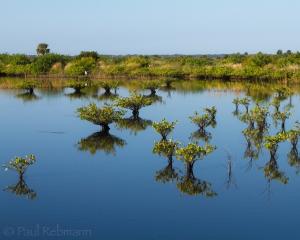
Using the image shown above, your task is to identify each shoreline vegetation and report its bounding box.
[1,44,300,82]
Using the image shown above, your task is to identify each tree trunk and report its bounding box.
[132,109,139,119]
[186,162,195,179]
[101,124,110,134]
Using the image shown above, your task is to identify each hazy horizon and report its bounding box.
[1,0,300,55]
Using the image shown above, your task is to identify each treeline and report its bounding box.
[1,48,300,81]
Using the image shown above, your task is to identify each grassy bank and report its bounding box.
[1,51,300,82]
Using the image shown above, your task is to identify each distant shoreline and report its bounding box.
[1,51,300,82]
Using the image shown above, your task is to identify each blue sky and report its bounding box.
[1,0,299,55]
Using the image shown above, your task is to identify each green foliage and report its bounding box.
[249,52,272,67]
[250,105,269,129]
[116,92,154,117]
[176,143,215,164]
[78,51,99,60]
[65,57,96,76]
[286,124,300,147]
[31,54,68,74]
[77,104,125,131]
[36,43,50,55]
[274,87,291,100]
[2,51,300,80]
[271,97,281,111]
[153,139,179,158]
[98,80,120,93]
[273,110,290,130]
[152,118,177,139]
[233,97,240,106]
[239,97,251,110]
[18,79,38,93]
[189,112,211,130]
[66,79,89,92]
[264,133,287,152]
[142,80,161,94]
[204,106,217,121]
[4,155,36,176]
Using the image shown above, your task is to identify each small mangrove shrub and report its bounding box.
[77,104,125,132]
[152,119,177,140]
[4,155,36,177]
[116,92,154,118]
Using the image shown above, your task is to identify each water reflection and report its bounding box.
[263,156,289,198]
[65,87,97,100]
[4,176,37,200]
[15,92,40,102]
[177,163,216,197]
[288,146,300,173]
[153,140,179,184]
[78,130,126,155]
[117,117,152,135]
[224,153,237,189]
[190,129,212,143]
[155,156,179,184]
[97,92,119,101]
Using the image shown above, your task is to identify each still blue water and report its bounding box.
[0,83,299,240]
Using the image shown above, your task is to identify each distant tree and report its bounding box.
[276,50,283,55]
[36,43,50,56]
[65,57,96,77]
[79,51,99,60]
[286,50,292,55]
[31,54,68,74]
[250,52,272,67]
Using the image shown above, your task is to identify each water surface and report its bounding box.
[0,80,300,240]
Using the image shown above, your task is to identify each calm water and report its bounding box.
[0,80,300,240]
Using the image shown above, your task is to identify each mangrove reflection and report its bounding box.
[65,87,97,100]
[190,129,212,143]
[263,134,289,185]
[117,117,152,135]
[4,176,37,200]
[15,92,39,102]
[78,131,126,155]
[143,93,163,104]
[97,92,119,101]
[176,143,217,197]
[177,168,216,197]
